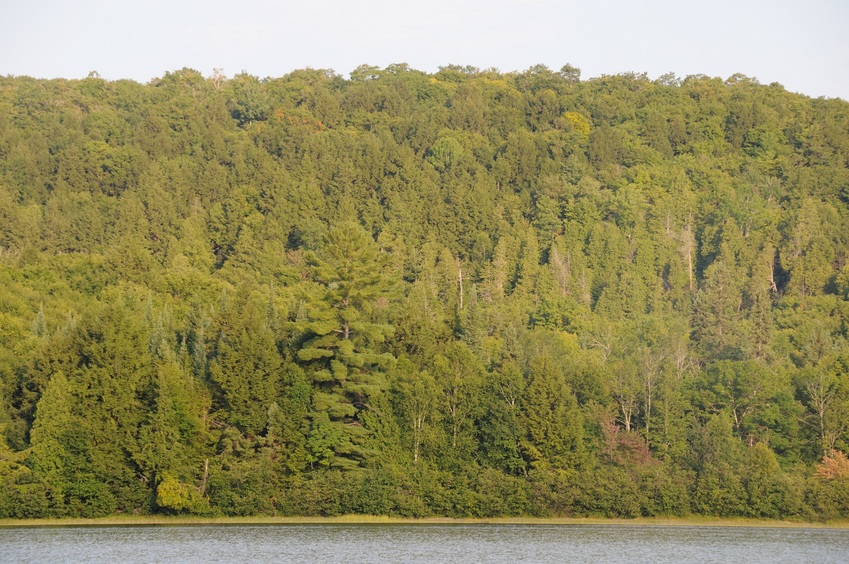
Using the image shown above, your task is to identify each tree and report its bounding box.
[27,371,73,481]
[432,341,483,457]
[226,73,270,126]
[690,360,783,442]
[520,352,585,470]
[797,361,849,457]
[477,361,526,474]
[689,414,746,516]
[692,258,746,360]
[208,296,282,436]
[290,222,397,468]
[781,199,839,297]
[391,357,438,464]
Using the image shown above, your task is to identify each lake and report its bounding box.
[1,523,848,563]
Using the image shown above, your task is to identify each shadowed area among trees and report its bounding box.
[1,65,848,519]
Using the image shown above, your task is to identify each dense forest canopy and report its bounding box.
[1,64,848,519]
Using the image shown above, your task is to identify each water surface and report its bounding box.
[1,523,847,563]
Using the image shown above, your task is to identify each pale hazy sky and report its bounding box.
[2,0,848,100]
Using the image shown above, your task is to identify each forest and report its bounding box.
[0,64,848,520]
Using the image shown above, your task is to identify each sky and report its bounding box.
[2,0,848,100]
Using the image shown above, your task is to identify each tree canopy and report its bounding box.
[0,65,848,519]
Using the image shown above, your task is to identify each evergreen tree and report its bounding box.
[290,222,397,468]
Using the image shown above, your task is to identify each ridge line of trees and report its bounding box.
[0,64,848,519]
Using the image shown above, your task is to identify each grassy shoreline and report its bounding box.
[2,515,848,529]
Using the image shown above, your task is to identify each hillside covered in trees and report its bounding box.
[1,65,848,520]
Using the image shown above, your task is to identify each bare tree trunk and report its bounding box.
[413,415,422,464]
[457,261,464,311]
[199,458,209,496]
[680,220,695,292]
[622,401,633,433]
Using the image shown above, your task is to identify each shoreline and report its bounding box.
[2,515,848,529]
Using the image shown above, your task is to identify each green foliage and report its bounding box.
[289,222,398,469]
[0,67,848,519]
[155,472,211,514]
[520,352,585,470]
[208,297,282,435]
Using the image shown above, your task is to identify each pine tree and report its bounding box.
[290,222,397,468]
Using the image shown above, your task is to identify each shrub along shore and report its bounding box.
[2,515,848,528]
